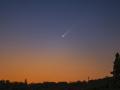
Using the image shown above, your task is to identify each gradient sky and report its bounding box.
[0,0,120,82]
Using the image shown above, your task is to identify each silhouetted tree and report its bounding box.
[112,53,120,79]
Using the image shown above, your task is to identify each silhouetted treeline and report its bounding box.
[0,78,120,90]
[0,53,120,90]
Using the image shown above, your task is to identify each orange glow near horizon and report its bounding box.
[0,46,112,83]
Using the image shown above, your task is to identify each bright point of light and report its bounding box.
[61,34,65,38]
[61,30,70,38]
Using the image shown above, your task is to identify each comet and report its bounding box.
[61,30,72,38]
[61,24,75,38]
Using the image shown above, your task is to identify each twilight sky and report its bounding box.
[0,0,120,82]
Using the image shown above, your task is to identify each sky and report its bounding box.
[0,0,120,82]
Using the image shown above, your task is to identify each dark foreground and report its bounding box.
[0,77,120,90]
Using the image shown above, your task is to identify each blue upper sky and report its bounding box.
[0,0,120,49]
